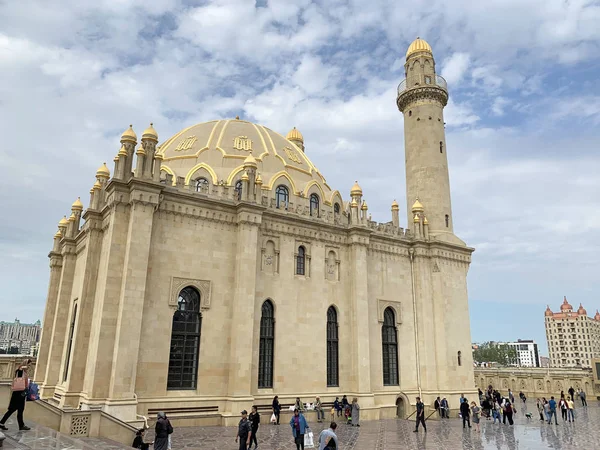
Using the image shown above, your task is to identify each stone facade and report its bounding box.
[474,366,599,400]
[35,38,476,427]
[545,298,600,368]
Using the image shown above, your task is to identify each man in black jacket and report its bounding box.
[413,397,426,433]
[248,406,260,449]
[460,400,471,429]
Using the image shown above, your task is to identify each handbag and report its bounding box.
[270,413,277,423]
[303,430,315,448]
[11,374,28,392]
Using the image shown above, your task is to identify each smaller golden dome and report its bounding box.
[411,198,424,212]
[391,199,399,210]
[118,145,128,157]
[350,197,358,208]
[68,212,76,222]
[113,155,119,162]
[241,170,249,181]
[136,144,146,156]
[286,127,304,143]
[406,37,432,59]
[121,125,137,142]
[350,181,363,195]
[361,200,368,210]
[423,216,429,225]
[54,229,62,239]
[154,152,164,160]
[58,216,69,227]
[256,174,263,184]
[93,180,102,190]
[243,152,258,168]
[71,197,83,211]
[413,214,420,223]
[142,123,158,141]
[96,162,110,178]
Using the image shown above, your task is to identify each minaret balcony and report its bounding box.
[396,75,448,111]
[397,74,448,96]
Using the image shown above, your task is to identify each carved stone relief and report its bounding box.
[170,277,212,310]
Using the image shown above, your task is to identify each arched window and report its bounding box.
[382,307,399,386]
[195,177,209,192]
[334,203,340,214]
[275,185,289,209]
[63,303,78,382]
[445,214,450,228]
[234,180,243,200]
[296,246,306,276]
[258,300,275,388]
[439,141,443,153]
[310,193,319,217]
[458,351,462,366]
[327,306,339,386]
[168,287,202,390]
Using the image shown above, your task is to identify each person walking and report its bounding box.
[413,397,426,432]
[351,398,360,427]
[290,409,309,450]
[579,389,587,407]
[568,386,575,400]
[315,397,324,423]
[153,412,173,450]
[566,396,575,423]
[440,398,449,419]
[471,402,481,432]
[559,397,568,421]
[318,422,338,450]
[504,402,514,426]
[508,389,515,405]
[272,396,281,425]
[0,359,32,431]
[248,405,260,449]
[536,398,545,421]
[236,410,252,450]
[492,401,501,424]
[460,399,471,429]
[547,397,558,425]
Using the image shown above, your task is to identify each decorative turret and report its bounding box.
[560,296,573,312]
[96,162,110,180]
[361,200,368,224]
[287,127,304,152]
[413,213,421,238]
[142,123,158,142]
[391,199,400,227]
[119,125,137,179]
[58,216,68,236]
[577,303,587,316]
[70,198,83,236]
[141,123,159,179]
[411,198,424,213]
[121,125,137,143]
[398,38,453,236]
[545,305,553,317]
[595,310,600,321]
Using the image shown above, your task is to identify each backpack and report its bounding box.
[26,382,39,401]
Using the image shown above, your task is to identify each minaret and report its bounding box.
[397,37,453,235]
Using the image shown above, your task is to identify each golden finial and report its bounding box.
[71,197,83,211]
[411,198,424,212]
[350,180,362,195]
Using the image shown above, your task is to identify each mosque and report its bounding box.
[35,38,476,426]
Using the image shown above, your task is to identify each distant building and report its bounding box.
[539,356,550,368]
[545,297,600,368]
[0,318,41,355]
[494,340,541,367]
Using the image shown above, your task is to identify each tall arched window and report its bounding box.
[168,287,202,390]
[275,185,289,209]
[310,193,319,217]
[327,306,339,386]
[195,177,209,192]
[382,307,399,386]
[63,303,78,382]
[234,180,243,200]
[296,246,306,275]
[258,300,275,388]
[334,203,340,214]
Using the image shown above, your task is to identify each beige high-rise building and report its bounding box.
[545,297,600,368]
[35,38,476,426]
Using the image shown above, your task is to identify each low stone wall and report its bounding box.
[474,367,599,400]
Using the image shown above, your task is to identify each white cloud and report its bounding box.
[441,52,470,85]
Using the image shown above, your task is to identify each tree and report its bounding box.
[473,342,518,366]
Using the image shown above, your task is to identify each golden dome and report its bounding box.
[142,123,158,141]
[350,181,363,195]
[361,200,368,210]
[423,216,429,225]
[58,216,69,227]
[71,197,83,211]
[256,174,263,184]
[243,152,258,168]
[406,37,432,59]
[350,197,358,208]
[113,155,119,162]
[154,152,164,160]
[121,125,137,143]
[93,180,102,190]
[118,145,128,157]
[54,229,62,239]
[241,170,249,181]
[286,127,304,143]
[96,162,110,178]
[68,212,76,222]
[136,144,146,156]
[413,214,420,223]
[411,199,424,212]
[391,199,399,210]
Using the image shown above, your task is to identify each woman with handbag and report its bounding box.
[0,359,31,431]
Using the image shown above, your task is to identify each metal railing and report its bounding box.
[397,74,447,95]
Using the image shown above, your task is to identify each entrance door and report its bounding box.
[396,397,405,418]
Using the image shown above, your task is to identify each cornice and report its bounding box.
[397,86,448,112]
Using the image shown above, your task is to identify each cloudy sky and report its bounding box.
[1,0,600,355]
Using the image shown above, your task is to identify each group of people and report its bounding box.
[131,412,173,450]
[536,386,586,425]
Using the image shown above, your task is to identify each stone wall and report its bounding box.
[474,367,599,399]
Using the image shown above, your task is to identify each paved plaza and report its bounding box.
[1,403,599,449]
